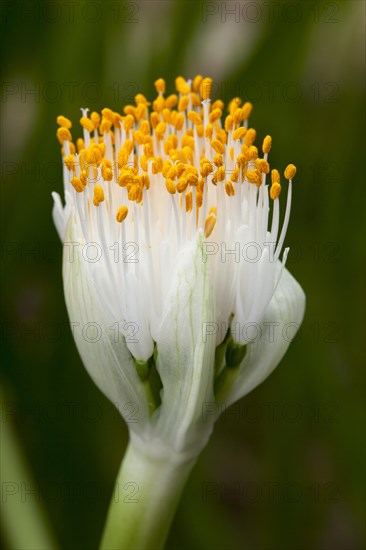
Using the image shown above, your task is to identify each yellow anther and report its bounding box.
[101,108,115,124]
[154,78,166,95]
[153,96,165,112]
[152,156,163,174]
[224,180,235,197]
[209,108,222,124]
[167,165,178,180]
[262,135,272,154]
[200,77,213,101]
[230,147,234,161]
[196,191,203,208]
[184,192,192,212]
[175,76,190,95]
[244,128,256,146]
[215,165,226,182]
[177,177,188,193]
[216,128,227,144]
[196,124,204,137]
[225,115,234,132]
[57,115,72,129]
[123,114,134,132]
[140,174,150,189]
[64,154,75,171]
[200,158,213,177]
[76,138,84,153]
[211,138,225,154]
[162,108,171,124]
[102,159,113,181]
[133,130,145,145]
[150,111,160,129]
[89,150,102,168]
[186,171,198,186]
[270,183,281,200]
[162,160,172,177]
[123,105,135,116]
[116,206,128,223]
[188,111,202,125]
[176,163,187,178]
[144,142,154,158]
[190,93,201,108]
[255,158,270,174]
[90,112,100,129]
[232,127,247,140]
[97,142,106,156]
[128,184,141,202]
[100,118,112,134]
[284,164,297,180]
[236,153,246,167]
[230,167,239,182]
[135,93,150,106]
[247,145,258,161]
[271,169,280,184]
[192,75,203,93]
[70,177,84,193]
[165,94,178,108]
[174,113,184,131]
[204,212,217,238]
[246,169,262,186]
[139,120,150,135]
[232,108,245,125]
[178,95,190,111]
[213,153,223,167]
[155,121,166,140]
[80,116,94,133]
[57,127,71,144]
[210,100,223,112]
[182,134,195,149]
[140,155,148,172]
[242,102,253,120]
[205,124,213,139]
[135,103,147,120]
[118,148,129,169]
[118,169,134,187]
[93,185,105,206]
[166,178,176,195]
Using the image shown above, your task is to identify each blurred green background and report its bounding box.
[1,0,365,548]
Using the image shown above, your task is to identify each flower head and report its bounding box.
[53,76,305,455]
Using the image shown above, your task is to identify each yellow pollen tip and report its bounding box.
[209,108,222,124]
[270,183,281,200]
[225,115,234,132]
[57,115,72,129]
[175,76,190,95]
[93,185,105,206]
[200,77,213,101]
[271,169,280,184]
[166,178,176,195]
[116,206,128,223]
[204,212,217,238]
[90,112,101,129]
[70,177,84,193]
[80,116,94,133]
[154,78,166,95]
[211,138,225,154]
[263,135,272,154]
[232,127,247,141]
[192,75,203,93]
[225,180,235,197]
[284,164,297,180]
[57,127,71,144]
[188,111,202,125]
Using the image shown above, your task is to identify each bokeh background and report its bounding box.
[1,0,365,548]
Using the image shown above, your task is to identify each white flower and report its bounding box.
[53,76,305,456]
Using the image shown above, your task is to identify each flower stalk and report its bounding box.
[100,441,196,550]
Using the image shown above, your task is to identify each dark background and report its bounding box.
[1,1,365,549]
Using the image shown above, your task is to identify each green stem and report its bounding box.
[100,440,196,550]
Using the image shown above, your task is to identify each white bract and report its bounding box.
[53,76,305,457]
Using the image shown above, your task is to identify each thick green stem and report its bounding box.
[100,440,196,550]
